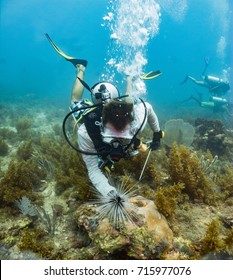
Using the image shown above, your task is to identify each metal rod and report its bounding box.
[139,149,152,181]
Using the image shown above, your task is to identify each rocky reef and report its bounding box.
[0,102,233,260]
[73,196,173,259]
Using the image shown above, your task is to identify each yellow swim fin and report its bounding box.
[141,70,162,80]
[45,33,87,67]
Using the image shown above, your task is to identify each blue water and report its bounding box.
[0,0,232,115]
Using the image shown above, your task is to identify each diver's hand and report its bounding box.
[150,130,163,151]
[107,189,122,204]
[107,189,118,198]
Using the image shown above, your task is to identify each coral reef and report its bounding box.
[0,102,233,260]
[162,119,195,147]
[73,196,173,259]
[193,118,232,158]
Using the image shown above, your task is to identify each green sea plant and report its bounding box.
[168,143,215,203]
[32,149,54,179]
[37,136,92,200]
[52,123,63,136]
[115,152,148,179]
[15,117,33,139]
[197,219,233,259]
[143,163,162,187]
[18,228,56,259]
[200,154,218,174]
[15,117,33,131]
[16,139,34,161]
[0,138,9,156]
[32,134,91,200]
[224,229,233,251]
[215,163,233,200]
[0,128,17,141]
[35,135,63,166]
[36,205,57,236]
[0,159,46,205]
[155,183,186,220]
[54,146,91,199]
[199,219,225,256]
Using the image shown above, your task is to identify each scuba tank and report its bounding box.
[206,75,221,83]
[205,75,230,94]
[205,75,222,84]
[211,96,228,105]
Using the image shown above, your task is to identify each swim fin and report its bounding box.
[181,95,202,106]
[180,75,188,85]
[45,33,87,67]
[141,70,162,80]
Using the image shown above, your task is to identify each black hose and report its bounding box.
[62,104,102,155]
[62,98,147,156]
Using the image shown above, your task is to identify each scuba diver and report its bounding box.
[45,34,163,198]
[180,57,230,96]
[183,90,233,117]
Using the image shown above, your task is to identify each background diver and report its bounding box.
[183,89,233,117]
[180,57,230,96]
[45,33,163,198]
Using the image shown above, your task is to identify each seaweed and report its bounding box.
[37,135,63,163]
[155,183,186,220]
[215,163,233,200]
[199,219,225,256]
[15,196,38,217]
[0,138,9,156]
[1,98,233,260]
[16,139,34,161]
[0,128,17,141]
[0,159,46,205]
[115,152,148,179]
[32,149,54,179]
[18,228,56,259]
[17,134,92,200]
[143,163,162,187]
[54,145,91,200]
[52,123,63,137]
[36,205,57,236]
[15,117,33,139]
[224,229,233,250]
[168,143,215,203]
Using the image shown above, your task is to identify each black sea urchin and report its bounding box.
[93,179,138,229]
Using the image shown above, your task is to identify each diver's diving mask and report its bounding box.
[101,123,132,146]
[102,136,131,147]
[101,129,133,162]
